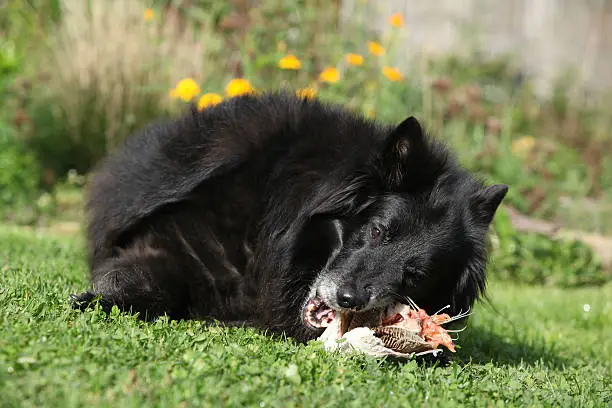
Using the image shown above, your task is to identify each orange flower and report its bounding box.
[169,78,201,102]
[368,41,385,56]
[278,54,302,70]
[382,66,404,81]
[296,87,317,99]
[225,78,255,97]
[345,53,364,66]
[388,13,404,28]
[197,93,223,110]
[318,67,340,84]
[144,8,154,22]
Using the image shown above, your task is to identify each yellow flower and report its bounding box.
[382,66,404,81]
[511,136,536,156]
[144,8,154,21]
[388,13,404,28]
[278,55,302,70]
[169,78,201,102]
[197,93,223,110]
[318,67,340,84]
[345,53,364,66]
[368,41,385,56]
[296,87,317,99]
[225,78,254,97]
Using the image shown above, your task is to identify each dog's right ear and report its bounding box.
[380,116,428,188]
[470,184,509,224]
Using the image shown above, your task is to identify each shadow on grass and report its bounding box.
[381,325,567,370]
[452,325,566,368]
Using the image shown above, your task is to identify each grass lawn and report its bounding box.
[1,225,611,407]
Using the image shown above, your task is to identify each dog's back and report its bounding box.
[86,94,383,265]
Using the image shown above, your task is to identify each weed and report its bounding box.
[23,0,221,175]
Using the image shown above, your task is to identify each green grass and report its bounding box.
[1,226,611,407]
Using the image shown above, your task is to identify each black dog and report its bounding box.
[72,92,507,343]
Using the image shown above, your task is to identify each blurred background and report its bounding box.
[0,0,611,287]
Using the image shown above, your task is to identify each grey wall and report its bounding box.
[341,0,612,97]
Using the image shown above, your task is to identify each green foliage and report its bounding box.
[27,82,170,176]
[5,0,612,234]
[417,51,611,232]
[0,0,61,33]
[0,123,42,223]
[0,33,44,223]
[490,209,608,287]
[21,0,218,175]
[0,37,19,79]
[1,226,611,407]
[0,35,21,110]
[465,135,591,218]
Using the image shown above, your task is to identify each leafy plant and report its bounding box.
[7,0,612,235]
[489,208,607,287]
[0,121,42,223]
[0,32,43,223]
[23,0,221,175]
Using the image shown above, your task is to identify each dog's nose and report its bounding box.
[336,284,368,309]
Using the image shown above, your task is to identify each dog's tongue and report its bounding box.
[305,297,384,335]
[304,298,336,328]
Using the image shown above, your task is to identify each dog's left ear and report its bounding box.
[381,116,427,187]
[471,184,509,224]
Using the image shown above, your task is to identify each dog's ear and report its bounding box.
[381,116,427,188]
[470,184,509,224]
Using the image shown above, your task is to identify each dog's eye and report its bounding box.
[369,225,383,241]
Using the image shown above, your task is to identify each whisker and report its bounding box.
[414,349,443,357]
[402,295,419,310]
[445,325,468,333]
[439,307,472,325]
[433,304,450,315]
[389,291,419,310]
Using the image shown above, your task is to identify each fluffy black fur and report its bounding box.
[73,92,508,343]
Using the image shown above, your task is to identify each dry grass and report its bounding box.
[33,0,220,162]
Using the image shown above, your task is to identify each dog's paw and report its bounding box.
[415,350,452,367]
[69,291,100,311]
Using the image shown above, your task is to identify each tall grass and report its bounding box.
[25,0,220,175]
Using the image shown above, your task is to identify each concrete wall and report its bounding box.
[340,0,612,97]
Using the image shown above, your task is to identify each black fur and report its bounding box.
[73,92,507,343]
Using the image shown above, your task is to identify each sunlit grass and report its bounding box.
[1,226,611,407]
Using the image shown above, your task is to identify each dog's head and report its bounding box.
[303,116,507,329]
